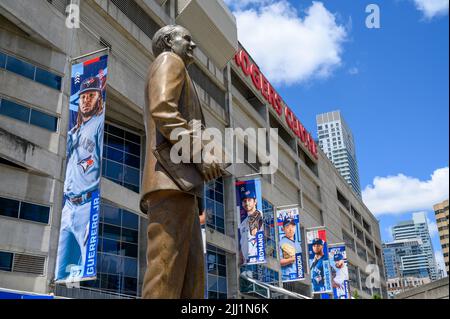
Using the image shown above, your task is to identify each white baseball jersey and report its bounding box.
[64,113,104,198]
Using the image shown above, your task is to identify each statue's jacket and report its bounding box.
[140,52,205,213]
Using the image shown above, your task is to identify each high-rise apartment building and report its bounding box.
[433,199,449,275]
[391,212,438,281]
[316,111,361,197]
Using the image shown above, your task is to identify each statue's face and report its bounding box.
[170,27,196,66]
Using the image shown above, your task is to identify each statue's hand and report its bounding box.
[200,152,223,182]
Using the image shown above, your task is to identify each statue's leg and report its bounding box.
[142,190,195,299]
[180,196,205,299]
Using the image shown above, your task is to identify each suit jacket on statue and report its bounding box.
[140,52,205,213]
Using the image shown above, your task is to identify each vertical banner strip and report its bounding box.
[328,244,351,299]
[236,179,266,266]
[306,227,333,294]
[277,206,305,282]
[55,54,109,283]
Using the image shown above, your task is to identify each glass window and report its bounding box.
[34,67,62,90]
[121,228,138,244]
[122,210,139,230]
[0,99,30,123]
[19,202,50,224]
[30,109,58,132]
[102,124,142,193]
[103,224,121,241]
[203,178,225,234]
[124,166,139,186]
[102,204,121,226]
[101,238,120,256]
[0,251,13,272]
[207,245,227,299]
[120,242,138,258]
[105,160,123,181]
[0,197,20,218]
[0,51,6,68]
[5,55,35,80]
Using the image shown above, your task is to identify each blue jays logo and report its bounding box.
[78,155,95,173]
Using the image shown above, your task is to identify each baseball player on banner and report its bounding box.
[55,55,108,283]
[236,179,265,265]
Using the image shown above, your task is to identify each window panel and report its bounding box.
[102,238,120,255]
[121,242,138,258]
[125,131,141,144]
[34,67,62,90]
[105,160,123,181]
[122,210,139,230]
[108,134,125,151]
[124,153,140,169]
[107,125,125,138]
[123,277,137,295]
[106,147,124,164]
[5,55,35,80]
[0,197,20,218]
[102,205,121,226]
[123,183,139,193]
[123,258,138,278]
[121,228,138,244]
[0,251,13,271]
[19,202,50,224]
[0,99,30,123]
[30,109,58,131]
[103,224,121,241]
[124,140,140,156]
[0,51,6,68]
[124,166,139,186]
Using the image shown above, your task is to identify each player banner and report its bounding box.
[236,179,265,265]
[329,244,351,299]
[306,227,333,294]
[277,206,305,282]
[55,54,108,283]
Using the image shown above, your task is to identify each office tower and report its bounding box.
[316,111,361,197]
[433,199,449,275]
[391,212,438,281]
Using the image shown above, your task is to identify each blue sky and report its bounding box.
[225,0,449,273]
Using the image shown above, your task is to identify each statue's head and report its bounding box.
[152,25,196,66]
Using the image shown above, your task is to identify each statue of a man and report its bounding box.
[140,25,224,298]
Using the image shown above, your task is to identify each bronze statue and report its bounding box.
[140,25,224,299]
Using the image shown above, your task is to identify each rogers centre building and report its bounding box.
[0,0,386,299]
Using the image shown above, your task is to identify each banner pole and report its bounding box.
[276,203,300,209]
[71,47,110,63]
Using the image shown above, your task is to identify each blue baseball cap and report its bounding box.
[80,76,102,95]
[239,185,256,200]
[312,238,324,246]
[334,253,344,261]
[282,217,295,227]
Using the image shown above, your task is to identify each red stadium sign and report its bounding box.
[234,49,318,160]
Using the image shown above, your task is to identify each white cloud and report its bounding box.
[413,0,449,19]
[362,167,449,216]
[230,1,347,85]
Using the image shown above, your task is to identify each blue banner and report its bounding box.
[306,228,333,294]
[236,179,266,265]
[55,55,108,283]
[328,245,351,299]
[277,207,305,282]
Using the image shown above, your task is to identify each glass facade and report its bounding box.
[204,178,225,234]
[0,196,50,224]
[102,123,142,193]
[206,244,228,299]
[0,98,58,132]
[0,51,62,90]
[262,199,276,258]
[0,251,13,272]
[81,202,139,296]
[240,264,279,286]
